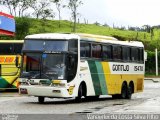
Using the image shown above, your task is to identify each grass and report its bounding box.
[14,18,160,51]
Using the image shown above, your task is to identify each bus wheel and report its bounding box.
[120,83,127,99]
[126,86,132,99]
[112,94,120,99]
[75,84,83,103]
[86,95,99,101]
[38,96,45,104]
[92,95,99,100]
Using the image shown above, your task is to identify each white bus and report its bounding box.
[19,33,144,103]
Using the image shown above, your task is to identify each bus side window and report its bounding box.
[13,43,23,54]
[139,48,144,63]
[80,42,91,58]
[102,45,112,60]
[112,45,122,60]
[122,46,131,61]
[69,40,78,52]
[0,43,13,55]
[92,44,102,58]
[131,47,139,62]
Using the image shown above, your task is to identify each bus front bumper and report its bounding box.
[19,85,71,98]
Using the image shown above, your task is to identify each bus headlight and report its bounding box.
[19,78,27,82]
[19,78,29,85]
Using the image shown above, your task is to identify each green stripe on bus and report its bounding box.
[95,62,108,95]
[11,85,17,88]
[88,60,102,95]
[0,78,16,88]
[0,78,9,88]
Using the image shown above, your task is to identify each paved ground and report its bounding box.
[0,79,160,120]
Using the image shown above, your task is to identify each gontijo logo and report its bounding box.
[0,56,16,63]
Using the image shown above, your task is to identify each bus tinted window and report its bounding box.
[0,43,13,54]
[122,47,131,61]
[113,45,122,60]
[139,48,144,63]
[102,45,112,60]
[92,44,101,58]
[80,42,91,57]
[24,40,68,51]
[13,43,23,54]
[131,47,139,61]
[23,40,44,51]
[45,41,68,51]
[69,40,78,52]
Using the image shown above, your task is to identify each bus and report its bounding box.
[19,33,144,103]
[0,40,23,90]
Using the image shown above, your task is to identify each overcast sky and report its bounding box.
[76,0,160,27]
[1,0,160,27]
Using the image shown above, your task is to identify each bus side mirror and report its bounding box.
[15,56,19,68]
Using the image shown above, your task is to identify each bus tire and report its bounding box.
[112,94,120,99]
[38,96,45,104]
[126,86,132,99]
[120,83,127,99]
[86,95,99,101]
[75,84,83,103]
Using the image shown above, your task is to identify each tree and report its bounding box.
[31,0,50,19]
[15,17,31,39]
[1,0,36,17]
[67,0,83,32]
[103,23,109,27]
[94,21,100,26]
[39,9,54,33]
[1,0,19,16]
[51,0,64,28]
[18,0,36,17]
[142,25,151,33]
[41,9,54,20]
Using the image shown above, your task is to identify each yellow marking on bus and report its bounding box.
[78,33,117,41]
[0,56,15,63]
[101,62,112,94]
[95,38,102,42]
[68,86,75,95]
[52,80,61,84]
[80,67,88,71]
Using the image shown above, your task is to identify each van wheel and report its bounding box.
[75,84,83,103]
[38,97,45,103]
[121,83,127,99]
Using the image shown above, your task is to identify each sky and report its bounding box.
[76,0,160,27]
[1,0,160,27]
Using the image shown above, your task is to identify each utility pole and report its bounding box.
[155,48,158,76]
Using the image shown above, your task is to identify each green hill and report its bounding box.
[4,17,160,51]
[1,17,159,75]
[29,18,160,51]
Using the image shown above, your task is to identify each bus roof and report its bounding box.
[77,33,118,41]
[0,40,24,43]
[25,33,79,40]
[25,33,144,47]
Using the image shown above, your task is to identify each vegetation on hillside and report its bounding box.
[1,17,160,75]
[1,0,160,75]
[1,17,160,52]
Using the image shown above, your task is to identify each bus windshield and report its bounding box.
[21,53,67,80]
[23,40,68,51]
